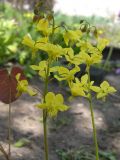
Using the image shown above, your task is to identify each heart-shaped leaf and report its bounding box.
[0,66,26,104]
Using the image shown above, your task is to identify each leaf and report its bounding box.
[0,66,26,104]
[14,138,30,148]
[99,150,116,160]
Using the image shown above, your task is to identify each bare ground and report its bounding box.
[0,74,120,160]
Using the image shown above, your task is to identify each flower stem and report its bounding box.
[43,110,48,160]
[43,61,50,160]
[89,98,99,160]
[51,16,55,41]
[88,67,99,160]
[103,46,113,70]
[42,15,55,160]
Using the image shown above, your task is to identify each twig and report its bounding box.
[0,143,9,160]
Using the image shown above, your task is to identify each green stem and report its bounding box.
[43,110,48,160]
[103,46,113,70]
[43,61,50,160]
[50,16,55,43]
[88,67,99,160]
[52,16,55,36]
[89,99,99,160]
[42,15,55,160]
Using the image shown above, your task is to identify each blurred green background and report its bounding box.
[0,1,120,78]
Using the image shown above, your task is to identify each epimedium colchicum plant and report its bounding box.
[21,8,117,160]
[20,7,117,160]
[1,5,116,160]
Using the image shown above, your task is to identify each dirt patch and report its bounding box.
[0,74,120,160]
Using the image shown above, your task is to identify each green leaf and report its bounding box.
[14,138,30,148]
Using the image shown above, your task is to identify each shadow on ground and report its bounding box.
[0,74,120,160]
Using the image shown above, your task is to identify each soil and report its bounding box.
[0,73,120,160]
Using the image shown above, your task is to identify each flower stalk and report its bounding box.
[43,60,50,160]
[87,67,99,160]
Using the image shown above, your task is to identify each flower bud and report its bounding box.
[47,14,53,21]
[80,24,88,32]
[33,15,44,23]
[80,20,84,24]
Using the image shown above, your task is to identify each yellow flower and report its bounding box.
[64,48,82,65]
[70,74,88,97]
[36,37,49,43]
[76,40,100,54]
[70,81,86,97]
[97,38,109,51]
[64,44,102,66]
[36,92,69,117]
[22,34,38,58]
[54,66,80,85]
[35,42,64,60]
[31,61,48,79]
[31,60,60,79]
[96,81,116,99]
[16,73,37,96]
[63,30,82,46]
[70,74,100,97]
[36,18,51,36]
[78,51,102,65]
[22,34,35,48]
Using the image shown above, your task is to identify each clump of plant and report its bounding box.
[56,147,116,160]
[20,2,117,160]
[21,5,116,159]
[0,17,18,65]
[0,3,39,79]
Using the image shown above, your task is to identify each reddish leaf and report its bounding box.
[0,66,26,104]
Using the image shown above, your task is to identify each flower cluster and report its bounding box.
[20,10,117,160]
[21,14,116,117]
